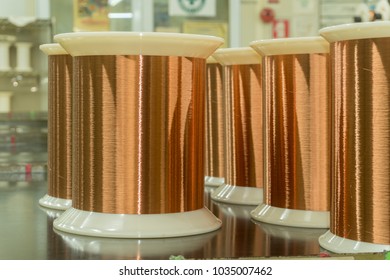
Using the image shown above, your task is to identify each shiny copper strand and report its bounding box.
[331,38,390,244]
[263,53,331,211]
[47,55,73,199]
[72,55,205,214]
[205,63,225,178]
[224,64,263,188]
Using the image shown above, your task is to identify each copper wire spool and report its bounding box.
[39,44,72,210]
[319,22,390,253]
[250,37,331,228]
[53,32,224,238]
[205,56,226,187]
[211,47,263,205]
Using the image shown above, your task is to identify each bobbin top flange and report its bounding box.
[39,43,68,55]
[212,47,262,66]
[319,21,390,43]
[206,55,219,64]
[250,36,329,56]
[54,32,224,58]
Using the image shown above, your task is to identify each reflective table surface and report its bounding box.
[0,178,328,260]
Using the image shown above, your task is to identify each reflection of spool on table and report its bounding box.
[319,22,390,253]
[205,56,225,187]
[54,229,217,259]
[250,37,331,228]
[211,47,263,206]
[39,44,72,210]
[54,32,224,238]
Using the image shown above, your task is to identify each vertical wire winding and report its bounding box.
[205,62,225,179]
[263,53,331,211]
[331,38,390,244]
[48,55,73,200]
[72,55,205,214]
[223,63,263,188]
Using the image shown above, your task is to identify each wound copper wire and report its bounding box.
[72,55,205,214]
[205,59,225,180]
[224,63,263,188]
[263,53,331,211]
[48,55,73,200]
[331,38,390,244]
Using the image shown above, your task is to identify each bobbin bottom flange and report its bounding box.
[250,203,330,229]
[39,194,72,211]
[211,184,263,205]
[204,176,225,187]
[319,230,390,253]
[53,207,222,238]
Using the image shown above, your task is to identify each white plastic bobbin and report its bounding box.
[0,91,13,113]
[319,22,390,252]
[249,37,330,228]
[204,55,226,189]
[39,43,72,211]
[15,42,33,72]
[0,38,13,71]
[54,32,224,238]
[210,47,263,206]
[319,231,390,254]
[251,204,329,229]
[204,176,225,187]
[39,194,72,211]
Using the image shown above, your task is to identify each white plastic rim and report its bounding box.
[211,184,263,205]
[54,32,224,58]
[204,176,225,187]
[38,206,64,219]
[212,47,262,66]
[53,207,222,238]
[250,203,330,229]
[39,194,72,211]
[250,36,329,56]
[255,220,328,241]
[206,55,219,64]
[319,230,390,253]
[319,21,390,43]
[39,43,68,55]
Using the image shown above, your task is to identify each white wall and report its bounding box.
[0,0,50,18]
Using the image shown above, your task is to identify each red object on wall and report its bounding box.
[272,19,289,38]
[260,8,275,23]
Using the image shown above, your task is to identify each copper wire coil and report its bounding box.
[330,38,390,245]
[72,55,206,214]
[263,53,331,212]
[205,60,225,179]
[223,63,263,188]
[47,54,73,200]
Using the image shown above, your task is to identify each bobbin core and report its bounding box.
[250,204,330,229]
[319,230,390,253]
[39,194,72,211]
[53,207,222,238]
[211,185,263,206]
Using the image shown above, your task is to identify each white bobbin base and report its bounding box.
[319,230,390,253]
[53,207,222,238]
[204,176,225,187]
[250,203,330,229]
[211,184,263,205]
[39,194,72,211]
